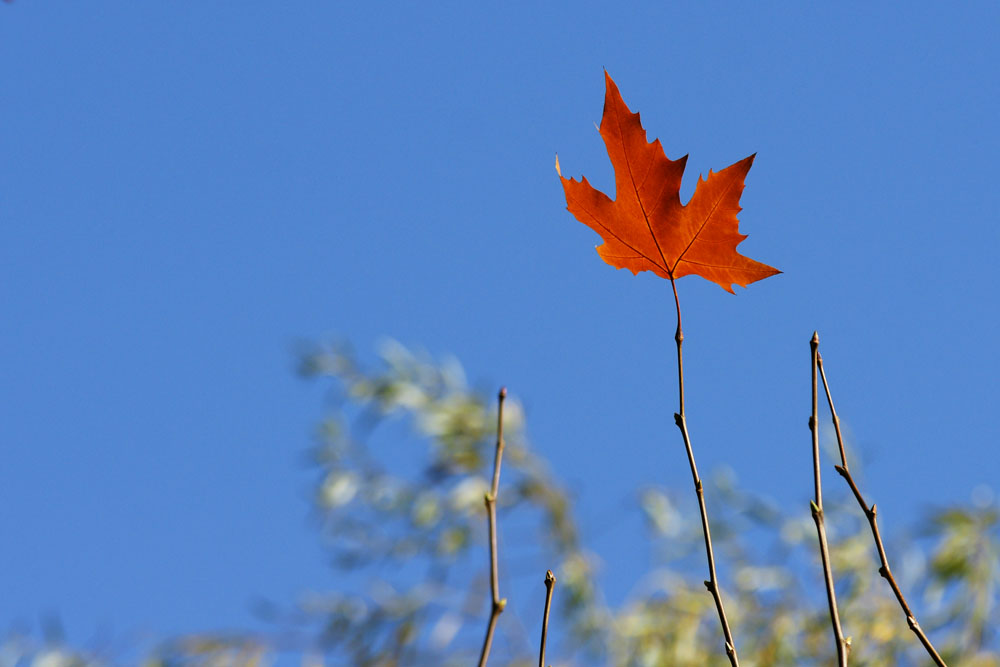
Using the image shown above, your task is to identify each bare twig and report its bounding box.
[477,387,508,667]
[810,332,849,666]
[817,352,948,667]
[539,570,556,667]
[670,279,740,667]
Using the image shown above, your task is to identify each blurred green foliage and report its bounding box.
[4,341,997,666]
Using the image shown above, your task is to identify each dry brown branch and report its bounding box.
[538,570,556,667]
[477,387,508,667]
[670,279,740,667]
[810,332,849,666]
[817,351,948,667]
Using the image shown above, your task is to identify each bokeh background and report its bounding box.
[2,1,998,660]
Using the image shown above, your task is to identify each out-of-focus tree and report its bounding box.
[4,341,997,666]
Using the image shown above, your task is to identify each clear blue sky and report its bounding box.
[2,0,998,652]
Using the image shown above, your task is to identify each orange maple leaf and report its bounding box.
[557,72,779,293]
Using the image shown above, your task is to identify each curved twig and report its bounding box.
[817,351,948,667]
[670,279,740,666]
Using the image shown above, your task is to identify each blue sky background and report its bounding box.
[2,0,998,655]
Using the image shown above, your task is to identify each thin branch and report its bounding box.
[477,387,508,667]
[817,352,948,667]
[810,332,849,666]
[670,279,740,667]
[538,570,556,667]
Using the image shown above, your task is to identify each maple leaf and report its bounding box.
[557,72,779,293]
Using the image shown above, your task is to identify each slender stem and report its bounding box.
[669,279,739,667]
[538,570,556,667]
[817,353,948,667]
[672,279,686,417]
[810,332,849,666]
[477,387,508,667]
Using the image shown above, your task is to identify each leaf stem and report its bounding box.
[817,352,948,667]
[810,333,849,666]
[670,279,739,667]
[477,387,508,667]
[539,570,556,667]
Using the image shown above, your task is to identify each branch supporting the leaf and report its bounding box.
[538,570,556,667]
[670,279,740,667]
[810,333,849,666]
[817,352,949,667]
[477,387,508,667]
